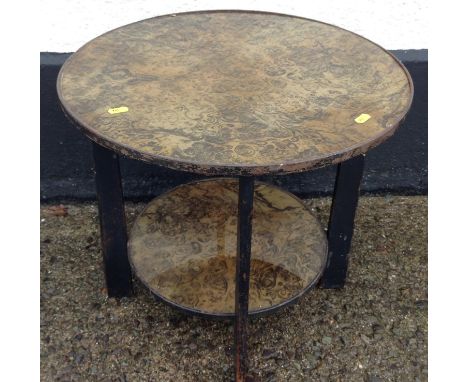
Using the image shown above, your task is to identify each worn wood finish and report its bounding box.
[57,10,413,176]
[235,177,254,382]
[93,143,133,297]
[128,178,327,317]
[321,155,365,288]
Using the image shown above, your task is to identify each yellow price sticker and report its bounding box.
[108,106,129,114]
[354,113,371,124]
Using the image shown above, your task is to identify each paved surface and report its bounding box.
[40,196,427,381]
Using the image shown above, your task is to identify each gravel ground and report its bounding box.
[40,196,427,382]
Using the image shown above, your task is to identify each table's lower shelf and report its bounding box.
[128,178,327,318]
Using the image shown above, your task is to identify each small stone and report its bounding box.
[306,352,320,369]
[322,336,332,345]
[372,323,383,333]
[367,316,380,325]
[262,348,279,360]
[133,351,142,361]
[293,361,302,371]
[44,204,68,217]
[392,327,402,336]
[360,334,371,345]
[415,300,428,308]
[146,315,155,323]
[74,353,85,364]
[263,371,277,382]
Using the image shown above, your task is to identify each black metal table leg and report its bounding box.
[235,176,255,382]
[321,155,365,289]
[93,142,133,297]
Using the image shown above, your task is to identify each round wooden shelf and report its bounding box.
[57,10,413,176]
[128,179,327,317]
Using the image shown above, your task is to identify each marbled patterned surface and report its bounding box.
[128,179,327,317]
[57,10,413,176]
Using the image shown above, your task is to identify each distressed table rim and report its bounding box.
[57,9,414,176]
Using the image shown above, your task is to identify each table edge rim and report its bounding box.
[56,9,415,176]
[127,177,328,318]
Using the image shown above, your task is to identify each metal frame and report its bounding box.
[127,177,327,320]
[234,176,255,381]
[93,143,133,297]
[321,155,365,288]
[92,141,364,380]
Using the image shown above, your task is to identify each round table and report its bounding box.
[57,10,413,381]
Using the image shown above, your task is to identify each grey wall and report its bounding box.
[40,50,427,201]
